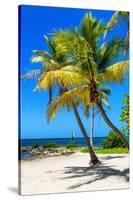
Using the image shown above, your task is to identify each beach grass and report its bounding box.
[80,147,129,154]
[21,146,129,156]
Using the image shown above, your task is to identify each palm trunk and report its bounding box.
[96,99,129,149]
[72,102,99,165]
[90,105,94,147]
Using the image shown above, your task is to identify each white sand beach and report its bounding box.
[20,153,129,195]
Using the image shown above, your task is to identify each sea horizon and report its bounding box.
[20,136,106,140]
[20,137,106,148]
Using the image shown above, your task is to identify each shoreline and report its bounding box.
[20,146,129,161]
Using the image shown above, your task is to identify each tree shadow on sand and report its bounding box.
[61,163,129,190]
[101,155,126,160]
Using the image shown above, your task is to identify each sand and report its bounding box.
[20,153,129,195]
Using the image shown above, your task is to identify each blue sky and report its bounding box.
[20,5,129,139]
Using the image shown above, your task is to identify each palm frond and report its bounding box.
[104,11,129,39]
[124,31,129,57]
[47,85,91,121]
[104,11,119,38]
[21,69,43,79]
[31,55,45,63]
[54,29,97,74]
[98,85,112,95]
[97,38,124,72]
[47,98,66,121]
[80,13,105,53]
[35,70,88,90]
[83,105,90,119]
[101,98,111,108]
[32,50,49,57]
[44,35,56,55]
[61,65,85,75]
[96,60,129,83]
[31,55,61,71]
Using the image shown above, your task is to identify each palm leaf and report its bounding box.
[32,50,49,57]
[21,69,43,79]
[104,11,129,39]
[96,60,129,83]
[47,86,91,121]
[101,98,111,108]
[54,29,97,74]
[97,38,124,72]
[80,13,105,53]
[104,11,119,38]
[35,70,88,90]
[31,56,45,63]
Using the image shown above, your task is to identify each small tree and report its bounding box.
[120,94,129,136]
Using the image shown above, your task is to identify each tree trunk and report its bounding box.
[96,99,129,149]
[72,102,99,165]
[90,105,94,147]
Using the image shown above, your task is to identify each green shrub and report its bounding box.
[32,143,39,148]
[21,147,28,152]
[102,131,127,149]
[43,142,59,148]
[80,147,88,153]
[95,147,128,154]
[66,144,78,149]
[80,147,128,154]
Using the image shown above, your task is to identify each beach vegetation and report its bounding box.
[32,143,39,148]
[81,147,128,154]
[66,144,79,149]
[21,147,28,152]
[101,131,127,149]
[120,94,129,136]
[42,142,59,148]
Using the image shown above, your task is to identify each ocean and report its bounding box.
[20,137,105,148]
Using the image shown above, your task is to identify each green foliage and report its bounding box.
[80,147,128,154]
[120,94,129,136]
[32,143,39,148]
[43,142,59,148]
[95,147,128,154]
[66,144,78,149]
[102,131,127,148]
[81,147,89,153]
[21,147,28,152]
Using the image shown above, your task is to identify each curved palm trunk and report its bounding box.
[72,102,99,165]
[96,99,129,149]
[90,105,94,147]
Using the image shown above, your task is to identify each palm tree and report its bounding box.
[22,36,100,165]
[46,82,111,164]
[38,13,129,148]
[47,84,111,149]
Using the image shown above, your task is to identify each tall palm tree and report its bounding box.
[47,84,111,148]
[22,36,100,165]
[46,81,111,163]
[38,13,129,148]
